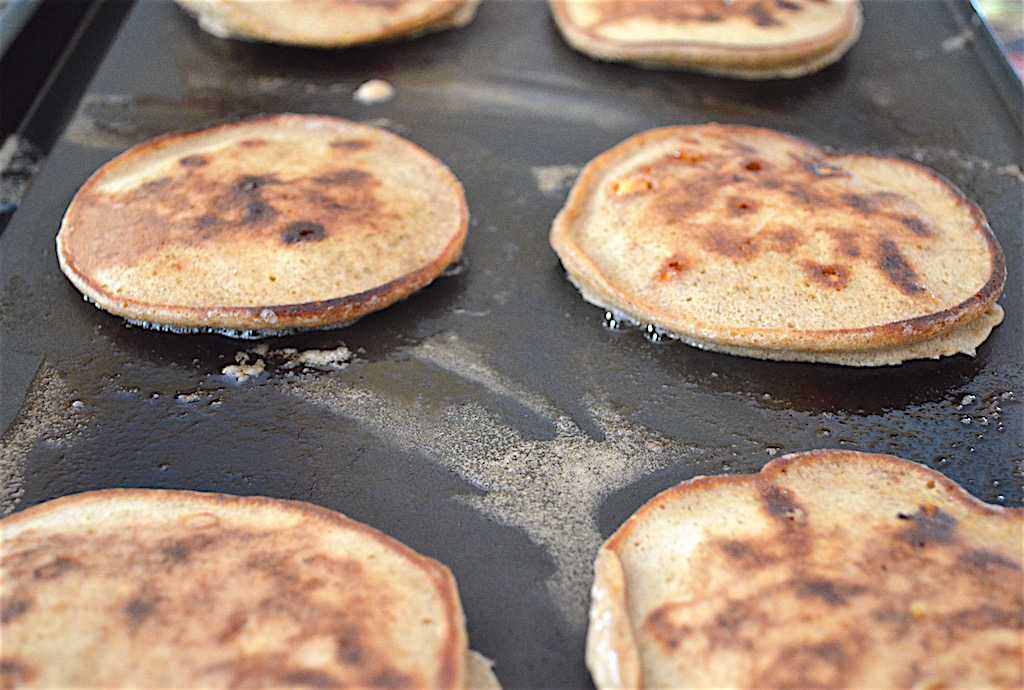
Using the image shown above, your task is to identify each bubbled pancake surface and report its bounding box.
[174,0,479,48]
[549,0,862,78]
[57,114,468,335]
[549,124,1005,365]
[587,450,1024,689]
[0,489,468,689]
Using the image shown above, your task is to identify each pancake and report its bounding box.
[549,124,1006,366]
[57,114,468,337]
[549,0,862,79]
[0,489,488,689]
[174,0,480,48]
[587,449,1024,689]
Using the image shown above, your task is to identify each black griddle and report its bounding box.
[1,1,1022,687]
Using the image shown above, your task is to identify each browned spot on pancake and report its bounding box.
[718,538,767,565]
[760,485,806,524]
[194,214,219,231]
[0,596,33,624]
[744,159,765,172]
[589,0,804,30]
[793,578,859,605]
[281,669,342,688]
[728,196,758,215]
[759,641,852,688]
[960,549,1024,572]
[313,169,373,186]
[330,139,371,150]
[827,228,861,257]
[370,667,416,689]
[843,192,875,213]
[897,214,934,238]
[218,610,248,643]
[238,138,267,148]
[704,227,758,260]
[898,504,957,547]
[766,226,801,252]
[137,177,171,196]
[747,1,779,26]
[236,174,278,191]
[33,555,79,580]
[160,533,216,564]
[335,625,366,666]
[244,201,275,224]
[0,658,36,685]
[643,604,691,652]
[282,221,327,245]
[801,260,850,289]
[125,593,160,629]
[656,253,693,282]
[876,239,926,296]
[178,155,209,167]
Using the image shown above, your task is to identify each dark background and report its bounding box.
[1,1,1022,687]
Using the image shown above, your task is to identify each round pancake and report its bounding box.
[174,0,480,48]
[587,450,1024,689]
[0,489,468,688]
[549,124,1006,366]
[57,114,468,336]
[549,0,862,79]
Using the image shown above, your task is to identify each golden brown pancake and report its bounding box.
[587,450,1024,689]
[0,489,478,689]
[549,0,862,78]
[175,0,480,48]
[549,124,1005,366]
[57,114,468,337]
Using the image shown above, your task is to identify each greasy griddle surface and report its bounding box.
[1,1,1021,687]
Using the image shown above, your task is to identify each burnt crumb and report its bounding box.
[244,201,275,224]
[657,254,693,282]
[876,239,925,296]
[897,504,958,547]
[282,221,326,244]
[178,155,209,167]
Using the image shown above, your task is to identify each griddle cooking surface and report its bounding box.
[1,1,1022,687]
